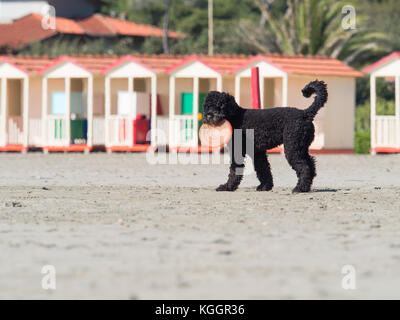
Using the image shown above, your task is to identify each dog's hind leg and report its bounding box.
[284,147,315,193]
[252,150,273,191]
[306,153,316,180]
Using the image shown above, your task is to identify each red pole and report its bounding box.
[251,67,261,109]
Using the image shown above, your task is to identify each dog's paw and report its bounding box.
[216,184,235,192]
[256,184,273,191]
[292,186,311,193]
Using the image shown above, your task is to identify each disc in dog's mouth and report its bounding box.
[199,120,233,149]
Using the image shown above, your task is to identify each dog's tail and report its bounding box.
[302,80,328,120]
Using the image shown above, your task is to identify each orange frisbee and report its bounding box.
[199,120,233,148]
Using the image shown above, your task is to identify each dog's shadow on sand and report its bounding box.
[312,188,338,193]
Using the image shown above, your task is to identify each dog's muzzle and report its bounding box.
[204,113,224,126]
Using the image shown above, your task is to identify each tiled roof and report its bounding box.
[0,54,54,73]
[0,13,184,50]
[165,54,251,74]
[127,54,186,73]
[362,52,400,74]
[0,14,59,50]
[78,14,185,38]
[166,54,363,77]
[0,53,362,78]
[229,54,364,77]
[57,55,119,74]
[262,54,364,77]
[36,54,184,75]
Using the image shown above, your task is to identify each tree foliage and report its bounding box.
[239,0,389,67]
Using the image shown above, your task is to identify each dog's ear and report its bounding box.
[203,91,239,119]
[220,92,239,116]
[203,91,219,110]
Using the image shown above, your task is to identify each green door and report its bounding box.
[181,93,206,114]
[70,119,87,144]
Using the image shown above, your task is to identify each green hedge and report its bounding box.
[355,130,371,154]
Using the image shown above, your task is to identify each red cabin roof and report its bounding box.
[0,13,185,50]
[233,54,364,77]
[0,53,362,78]
[362,52,400,74]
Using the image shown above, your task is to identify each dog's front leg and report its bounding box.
[216,162,245,191]
[216,135,245,192]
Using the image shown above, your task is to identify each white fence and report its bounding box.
[93,116,105,146]
[171,115,196,147]
[155,116,169,146]
[28,118,42,146]
[374,116,398,148]
[7,116,24,145]
[47,115,68,146]
[107,115,133,147]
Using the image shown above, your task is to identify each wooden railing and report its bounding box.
[171,115,196,147]
[47,115,68,146]
[155,116,169,146]
[107,115,133,147]
[93,116,105,146]
[28,118,42,146]
[374,116,398,148]
[7,116,23,145]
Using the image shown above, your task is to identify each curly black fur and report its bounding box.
[202,80,328,193]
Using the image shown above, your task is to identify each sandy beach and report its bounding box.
[0,152,399,299]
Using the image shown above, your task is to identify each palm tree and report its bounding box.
[240,0,387,65]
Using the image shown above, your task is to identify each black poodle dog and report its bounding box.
[202,80,328,193]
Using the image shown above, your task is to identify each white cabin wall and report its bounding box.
[7,79,21,116]
[29,77,42,118]
[324,77,355,149]
[157,75,169,116]
[240,77,252,109]
[223,77,235,95]
[175,77,193,114]
[263,78,274,108]
[274,78,283,107]
[287,75,355,149]
[373,59,400,77]
[110,78,128,115]
[93,75,104,115]
[287,76,316,109]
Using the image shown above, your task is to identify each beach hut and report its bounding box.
[0,55,56,150]
[363,52,400,153]
[38,55,113,152]
[102,55,156,152]
[0,57,29,151]
[65,55,117,150]
[232,54,363,152]
[165,55,249,151]
[101,55,155,151]
[0,53,364,154]
[100,54,182,151]
[0,55,108,151]
[37,56,94,152]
